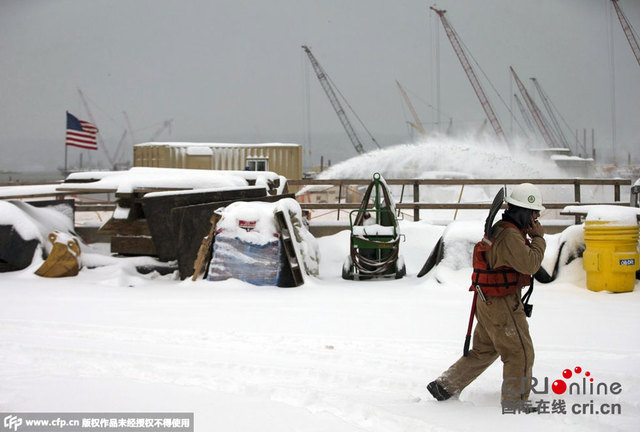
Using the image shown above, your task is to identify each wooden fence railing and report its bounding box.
[287,178,633,222]
[2,178,634,224]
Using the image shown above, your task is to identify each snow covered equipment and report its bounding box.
[205,199,318,287]
[342,173,405,280]
[35,231,82,278]
[0,224,39,272]
[464,187,504,356]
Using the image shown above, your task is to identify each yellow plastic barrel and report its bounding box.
[583,221,639,292]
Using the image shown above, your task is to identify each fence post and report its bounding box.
[337,183,343,220]
[631,185,640,207]
[614,181,621,202]
[573,180,582,225]
[413,180,420,221]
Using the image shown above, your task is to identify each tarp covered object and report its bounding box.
[207,236,282,285]
[204,199,319,286]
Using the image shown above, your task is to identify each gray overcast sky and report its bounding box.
[1,0,639,172]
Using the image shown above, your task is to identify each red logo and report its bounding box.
[552,366,593,394]
[238,220,257,232]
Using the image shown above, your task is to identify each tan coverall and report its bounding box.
[437,221,546,402]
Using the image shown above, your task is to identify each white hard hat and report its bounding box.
[505,183,545,211]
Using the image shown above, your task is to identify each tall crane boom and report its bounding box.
[510,67,558,149]
[530,78,570,149]
[396,80,427,136]
[513,93,536,135]
[302,45,369,155]
[78,88,116,167]
[611,0,640,68]
[430,6,508,145]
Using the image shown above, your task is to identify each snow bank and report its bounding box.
[1,218,639,431]
[437,220,484,272]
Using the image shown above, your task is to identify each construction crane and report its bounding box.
[611,0,640,68]
[123,111,137,144]
[302,45,380,155]
[510,67,559,149]
[530,78,571,149]
[513,93,536,136]
[78,88,118,168]
[150,119,173,141]
[395,80,427,136]
[430,6,508,145]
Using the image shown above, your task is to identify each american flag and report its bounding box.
[66,111,99,150]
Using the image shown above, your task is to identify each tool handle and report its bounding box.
[463,335,471,357]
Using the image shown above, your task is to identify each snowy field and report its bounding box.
[1,218,639,431]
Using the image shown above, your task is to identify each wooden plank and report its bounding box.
[274,210,304,287]
[111,236,157,256]
[115,187,189,198]
[413,180,420,221]
[298,202,631,211]
[99,218,151,236]
[142,187,268,262]
[56,187,118,193]
[192,213,221,281]
[75,204,116,212]
[287,178,632,186]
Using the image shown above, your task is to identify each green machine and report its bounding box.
[342,173,406,280]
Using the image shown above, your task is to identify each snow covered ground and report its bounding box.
[1,217,639,431]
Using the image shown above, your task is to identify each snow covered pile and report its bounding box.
[436,220,483,272]
[0,200,165,273]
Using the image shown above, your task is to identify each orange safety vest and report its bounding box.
[469,221,531,297]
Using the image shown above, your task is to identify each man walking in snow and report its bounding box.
[427,183,546,411]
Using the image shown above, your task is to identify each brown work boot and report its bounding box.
[427,380,452,401]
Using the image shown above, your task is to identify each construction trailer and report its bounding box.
[133,142,303,181]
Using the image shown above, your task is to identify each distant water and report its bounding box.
[0,170,65,185]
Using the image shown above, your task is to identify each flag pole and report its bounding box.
[64,112,68,175]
